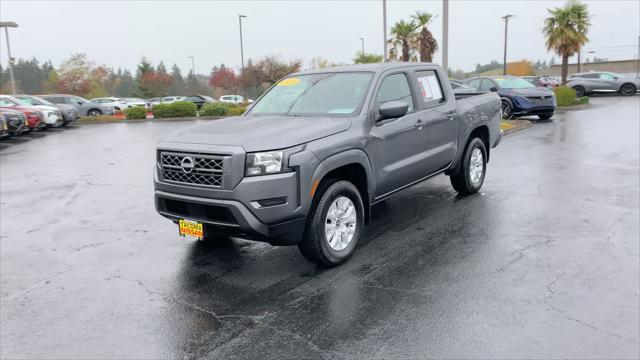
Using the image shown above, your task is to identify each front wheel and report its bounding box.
[501,101,513,119]
[620,83,636,96]
[298,180,364,266]
[87,109,102,117]
[450,137,487,195]
[573,86,586,98]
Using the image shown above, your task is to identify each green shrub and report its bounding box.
[577,96,590,105]
[153,101,197,118]
[227,106,247,116]
[124,106,147,119]
[554,86,579,106]
[200,102,228,116]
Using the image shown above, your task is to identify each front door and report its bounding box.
[369,72,433,198]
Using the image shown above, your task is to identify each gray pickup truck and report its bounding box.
[154,63,502,266]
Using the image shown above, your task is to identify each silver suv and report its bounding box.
[39,94,115,117]
[567,72,639,97]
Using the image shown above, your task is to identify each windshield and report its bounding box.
[17,96,42,105]
[4,96,30,106]
[32,96,54,106]
[250,72,373,116]
[494,77,535,89]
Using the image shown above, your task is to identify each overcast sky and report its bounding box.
[1,0,638,74]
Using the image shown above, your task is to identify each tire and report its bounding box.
[298,180,365,267]
[450,137,487,196]
[573,86,585,98]
[87,109,102,117]
[620,83,636,96]
[538,113,553,120]
[501,100,513,119]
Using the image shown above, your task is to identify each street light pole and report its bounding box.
[501,15,513,75]
[442,0,449,72]
[0,21,19,95]
[360,37,365,55]
[382,0,388,61]
[239,15,247,72]
[188,56,195,75]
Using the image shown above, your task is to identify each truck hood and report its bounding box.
[161,115,351,152]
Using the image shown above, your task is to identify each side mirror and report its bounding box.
[77,101,83,105]
[490,87,498,92]
[378,101,409,120]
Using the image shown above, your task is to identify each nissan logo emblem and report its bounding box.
[180,156,195,173]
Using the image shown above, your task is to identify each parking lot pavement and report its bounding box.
[1,96,638,359]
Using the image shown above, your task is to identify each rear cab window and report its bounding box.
[413,70,446,108]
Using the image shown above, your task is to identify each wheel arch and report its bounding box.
[310,149,374,224]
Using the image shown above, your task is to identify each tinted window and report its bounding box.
[377,73,414,112]
[415,70,444,106]
[579,73,599,79]
[43,96,63,103]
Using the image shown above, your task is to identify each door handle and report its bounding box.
[415,119,425,129]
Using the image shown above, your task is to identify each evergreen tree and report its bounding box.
[168,64,186,95]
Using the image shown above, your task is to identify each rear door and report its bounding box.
[369,71,434,197]
[411,69,459,173]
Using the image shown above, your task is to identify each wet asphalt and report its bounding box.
[1,96,639,359]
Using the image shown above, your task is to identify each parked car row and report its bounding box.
[0,94,79,138]
[145,94,254,109]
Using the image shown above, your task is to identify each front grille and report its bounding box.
[159,151,225,187]
[157,198,237,224]
[526,95,553,104]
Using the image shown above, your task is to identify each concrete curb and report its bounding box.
[78,116,223,124]
[502,119,533,135]
[556,103,591,111]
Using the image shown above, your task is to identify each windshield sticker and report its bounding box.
[277,78,301,87]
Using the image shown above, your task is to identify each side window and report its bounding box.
[467,79,481,90]
[65,97,78,105]
[415,70,444,107]
[44,96,62,103]
[0,98,15,106]
[479,79,496,92]
[599,73,615,80]
[376,73,414,112]
[581,73,599,79]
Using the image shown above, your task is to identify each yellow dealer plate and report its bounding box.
[179,219,204,240]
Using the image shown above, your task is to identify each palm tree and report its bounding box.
[543,0,590,85]
[389,20,417,61]
[411,11,438,62]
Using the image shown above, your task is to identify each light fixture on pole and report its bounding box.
[501,15,514,75]
[239,15,247,72]
[360,37,365,55]
[0,21,19,95]
[188,56,195,75]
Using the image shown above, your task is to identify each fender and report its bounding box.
[309,149,376,219]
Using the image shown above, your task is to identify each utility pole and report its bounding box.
[501,15,513,75]
[637,35,639,79]
[239,15,247,72]
[188,56,195,75]
[0,21,19,95]
[577,47,581,73]
[442,0,449,72]
[382,0,388,61]
[360,37,365,55]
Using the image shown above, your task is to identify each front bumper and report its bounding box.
[154,158,308,245]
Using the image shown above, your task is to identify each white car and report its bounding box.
[0,94,63,127]
[90,97,129,110]
[123,98,148,108]
[219,95,246,105]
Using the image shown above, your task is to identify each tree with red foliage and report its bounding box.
[209,65,239,94]
[138,71,173,98]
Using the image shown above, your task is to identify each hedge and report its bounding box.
[124,106,147,119]
[227,106,247,116]
[152,101,197,118]
[200,102,228,116]
[554,86,589,107]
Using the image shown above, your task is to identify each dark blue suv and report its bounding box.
[465,76,556,120]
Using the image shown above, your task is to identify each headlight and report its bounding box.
[245,151,284,176]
